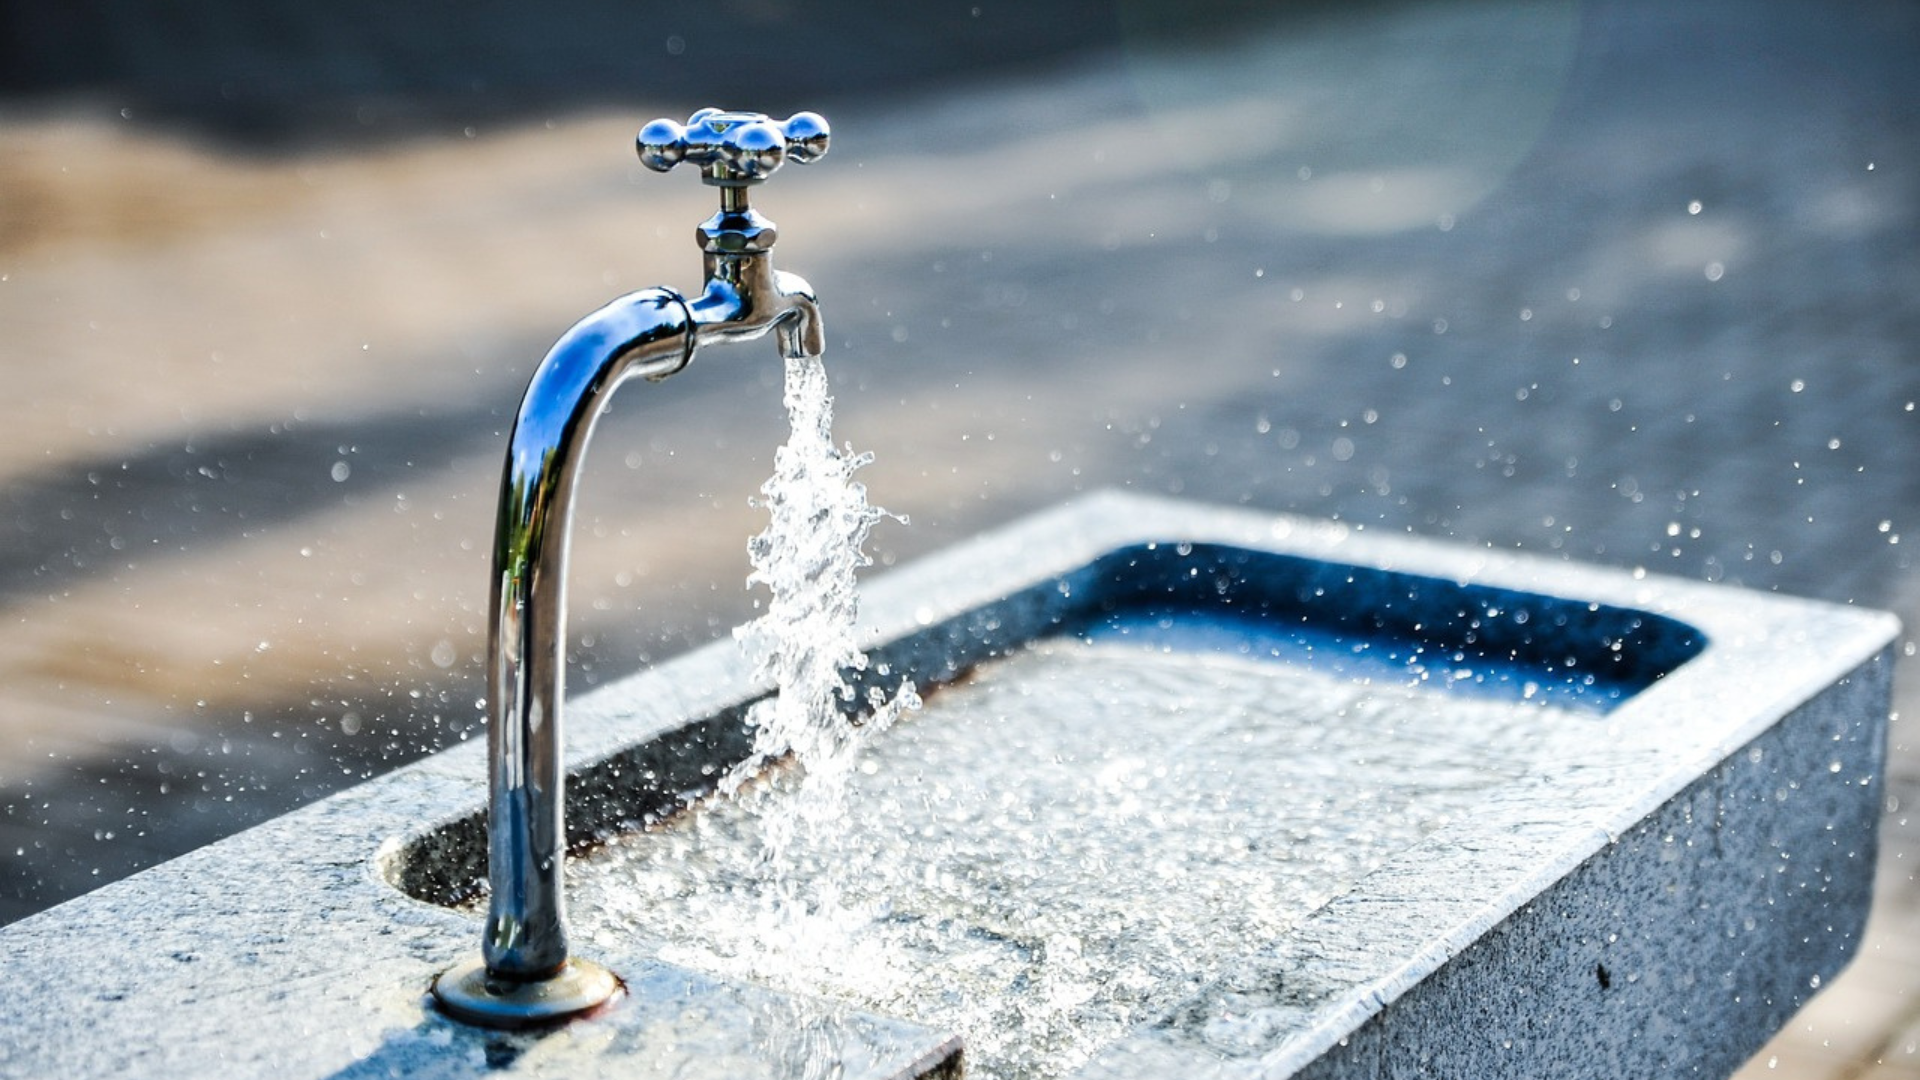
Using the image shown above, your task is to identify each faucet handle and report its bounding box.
[637,109,830,185]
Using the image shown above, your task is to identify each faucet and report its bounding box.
[432,108,830,1028]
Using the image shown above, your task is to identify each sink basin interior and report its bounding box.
[1056,542,1699,713]
[393,540,1705,1078]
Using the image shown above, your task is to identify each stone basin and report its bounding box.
[0,492,1896,1079]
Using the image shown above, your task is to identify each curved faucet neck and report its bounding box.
[475,203,819,983]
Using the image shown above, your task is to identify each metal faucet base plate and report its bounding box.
[431,957,622,1029]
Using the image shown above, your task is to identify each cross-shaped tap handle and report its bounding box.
[636,108,830,186]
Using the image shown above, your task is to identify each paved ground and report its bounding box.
[0,0,1915,1073]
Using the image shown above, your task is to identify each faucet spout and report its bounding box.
[691,266,823,360]
[687,206,824,360]
[432,108,830,1029]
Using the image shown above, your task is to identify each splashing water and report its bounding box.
[572,641,1600,1078]
[721,352,917,950]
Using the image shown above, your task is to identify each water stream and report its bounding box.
[710,349,917,956]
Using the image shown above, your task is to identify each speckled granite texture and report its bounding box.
[0,493,1895,1078]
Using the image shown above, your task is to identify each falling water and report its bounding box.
[715,350,917,964]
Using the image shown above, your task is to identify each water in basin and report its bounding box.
[558,615,1625,1079]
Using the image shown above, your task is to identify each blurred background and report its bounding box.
[1,0,1915,1074]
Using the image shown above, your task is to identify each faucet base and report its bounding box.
[431,956,622,1029]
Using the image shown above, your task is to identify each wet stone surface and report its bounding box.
[562,641,1608,1078]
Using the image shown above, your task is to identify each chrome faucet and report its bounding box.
[432,108,830,1028]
